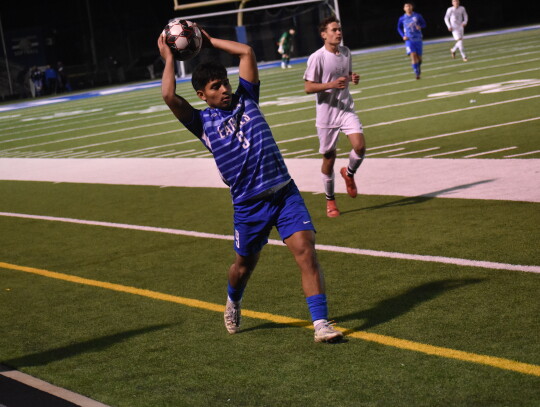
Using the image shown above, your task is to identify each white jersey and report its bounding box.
[303,45,355,128]
[445,6,468,29]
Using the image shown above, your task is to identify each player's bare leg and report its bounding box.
[284,230,343,342]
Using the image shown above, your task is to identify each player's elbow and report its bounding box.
[241,45,255,59]
[162,92,177,107]
[304,81,315,94]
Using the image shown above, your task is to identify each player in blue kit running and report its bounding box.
[157,27,343,343]
[397,3,426,79]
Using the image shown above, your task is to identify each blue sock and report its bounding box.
[227,282,245,302]
[412,63,419,75]
[306,294,328,322]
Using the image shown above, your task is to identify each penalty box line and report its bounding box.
[0,211,538,274]
[1,261,539,378]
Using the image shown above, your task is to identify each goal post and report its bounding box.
[169,0,340,77]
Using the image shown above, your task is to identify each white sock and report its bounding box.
[456,40,465,57]
[347,149,365,175]
[321,172,335,200]
[313,319,327,329]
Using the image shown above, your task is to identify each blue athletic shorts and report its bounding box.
[232,180,316,256]
[405,40,423,56]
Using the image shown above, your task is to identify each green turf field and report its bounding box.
[1,27,539,406]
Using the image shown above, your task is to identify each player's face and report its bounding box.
[198,77,233,109]
[452,0,459,7]
[321,22,342,45]
[404,3,413,14]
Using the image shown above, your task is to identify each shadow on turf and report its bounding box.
[335,278,484,334]
[239,321,349,344]
[340,179,496,213]
[2,324,171,368]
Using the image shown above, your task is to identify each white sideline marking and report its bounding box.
[364,95,540,128]
[425,148,477,158]
[1,211,538,274]
[366,148,405,156]
[505,150,540,158]
[388,147,440,157]
[0,364,110,407]
[1,157,539,202]
[464,147,517,158]
[368,117,540,150]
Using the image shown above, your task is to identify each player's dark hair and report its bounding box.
[191,61,227,91]
[319,15,339,33]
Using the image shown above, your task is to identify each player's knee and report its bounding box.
[323,150,336,159]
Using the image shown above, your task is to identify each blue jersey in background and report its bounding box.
[397,12,426,42]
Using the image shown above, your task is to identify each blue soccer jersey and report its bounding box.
[181,78,291,204]
[397,12,426,42]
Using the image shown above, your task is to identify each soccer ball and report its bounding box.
[162,19,202,61]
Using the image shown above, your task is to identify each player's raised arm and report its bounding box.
[200,28,258,83]
[157,34,195,123]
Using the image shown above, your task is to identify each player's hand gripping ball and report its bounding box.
[162,19,202,61]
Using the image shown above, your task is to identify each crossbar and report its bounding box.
[174,0,324,21]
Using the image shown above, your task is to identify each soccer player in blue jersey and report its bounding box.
[397,3,427,79]
[157,28,343,343]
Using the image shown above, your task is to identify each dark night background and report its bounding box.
[1,0,539,99]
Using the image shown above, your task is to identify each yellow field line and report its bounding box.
[2,261,539,377]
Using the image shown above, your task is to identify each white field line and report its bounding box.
[505,150,540,158]
[262,64,540,121]
[282,149,314,156]
[37,150,75,158]
[276,135,318,144]
[2,110,537,160]
[258,35,540,85]
[0,129,188,155]
[366,148,405,156]
[464,147,517,158]
[425,148,477,158]
[2,56,538,157]
[0,367,110,407]
[368,117,540,150]
[2,33,537,127]
[259,49,540,94]
[171,150,206,157]
[388,147,440,157]
[299,148,343,158]
[358,55,540,86]
[260,65,540,106]
[4,64,538,153]
[1,211,538,274]
[365,95,540,128]
[269,94,540,132]
[77,151,107,158]
[0,113,171,142]
[140,150,178,158]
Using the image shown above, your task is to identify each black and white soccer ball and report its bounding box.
[162,19,202,61]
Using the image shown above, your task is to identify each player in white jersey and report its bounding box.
[158,27,343,343]
[304,16,366,218]
[444,0,469,61]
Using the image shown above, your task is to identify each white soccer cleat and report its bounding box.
[314,321,343,343]
[224,298,241,334]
